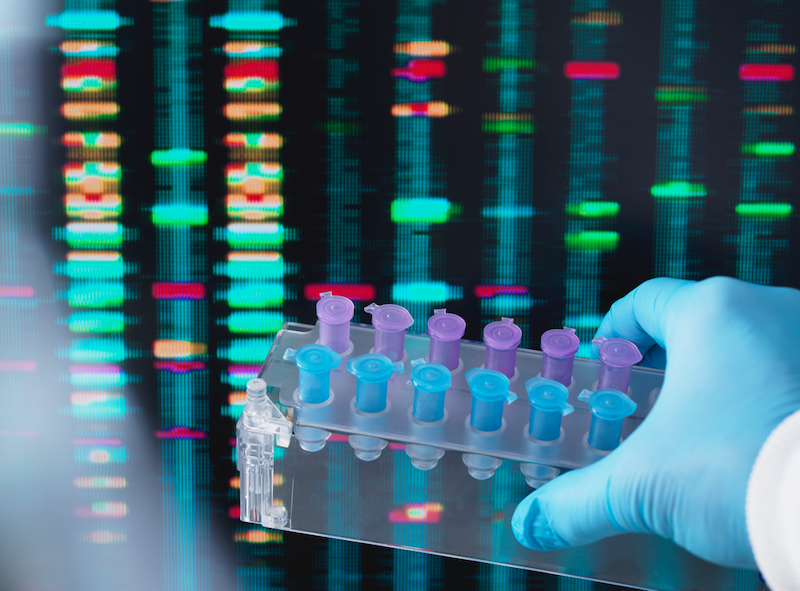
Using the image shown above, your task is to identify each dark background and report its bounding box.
[0,0,795,589]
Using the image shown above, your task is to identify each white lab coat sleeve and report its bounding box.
[746,408,800,590]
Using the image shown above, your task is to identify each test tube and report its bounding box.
[593,336,643,393]
[465,367,517,432]
[519,464,561,488]
[427,309,465,370]
[462,453,503,480]
[316,291,354,354]
[483,317,522,378]
[348,435,388,462]
[294,426,332,453]
[540,327,580,387]
[405,444,446,471]
[283,344,341,404]
[347,353,404,413]
[578,388,637,451]
[364,302,414,362]
[525,376,574,442]
[410,359,451,422]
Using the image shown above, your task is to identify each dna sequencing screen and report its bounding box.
[0,0,797,589]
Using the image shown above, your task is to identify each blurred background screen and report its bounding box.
[0,0,797,589]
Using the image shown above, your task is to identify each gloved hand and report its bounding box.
[512,277,800,567]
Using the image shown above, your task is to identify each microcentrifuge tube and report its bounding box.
[364,302,414,362]
[483,317,522,378]
[578,388,637,452]
[462,453,503,480]
[540,327,580,387]
[294,426,332,453]
[525,376,574,442]
[405,359,450,471]
[316,291,354,354]
[348,434,388,462]
[405,444,446,471]
[427,309,465,370]
[465,367,516,432]
[283,344,341,404]
[593,336,643,393]
[410,359,451,423]
[519,464,561,488]
[347,353,404,413]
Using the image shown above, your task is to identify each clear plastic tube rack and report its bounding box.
[235,308,757,591]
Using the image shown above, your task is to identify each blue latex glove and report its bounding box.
[512,277,800,567]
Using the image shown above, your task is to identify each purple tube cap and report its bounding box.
[592,336,643,368]
[427,308,466,342]
[316,292,354,325]
[483,317,522,351]
[540,327,580,359]
[364,302,413,333]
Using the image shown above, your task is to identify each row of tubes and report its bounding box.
[279,293,642,482]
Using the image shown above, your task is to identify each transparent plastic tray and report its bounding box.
[267,322,661,468]
[240,321,759,591]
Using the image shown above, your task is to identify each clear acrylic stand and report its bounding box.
[236,321,759,591]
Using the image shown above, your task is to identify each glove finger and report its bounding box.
[592,278,694,359]
[511,457,628,551]
[639,344,666,370]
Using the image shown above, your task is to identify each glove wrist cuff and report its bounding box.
[745,408,800,590]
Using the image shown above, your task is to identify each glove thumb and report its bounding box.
[511,457,629,551]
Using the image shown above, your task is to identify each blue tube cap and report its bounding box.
[525,377,574,416]
[347,353,404,383]
[410,359,451,392]
[283,344,341,374]
[578,388,637,420]
[465,368,517,404]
